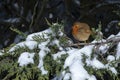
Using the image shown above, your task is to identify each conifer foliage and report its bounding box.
[0,22,120,80]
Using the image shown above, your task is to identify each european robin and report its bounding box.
[72,22,92,42]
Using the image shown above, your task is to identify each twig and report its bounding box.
[29,0,39,33]
[34,0,47,27]
[69,36,120,47]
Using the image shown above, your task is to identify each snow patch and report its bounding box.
[18,52,35,66]
[0,52,3,55]
[9,41,38,52]
[38,41,50,75]
[53,39,63,50]
[107,55,115,62]
[109,67,117,74]
[63,73,71,80]
[69,60,96,80]
[99,44,109,54]
[86,58,105,69]
[0,50,4,55]
[52,51,66,60]
[79,45,94,56]
[26,28,52,41]
[64,45,97,80]
[116,43,120,59]
[64,49,82,68]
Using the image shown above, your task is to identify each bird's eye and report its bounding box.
[74,25,78,29]
[74,25,78,28]
[76,26,78,28]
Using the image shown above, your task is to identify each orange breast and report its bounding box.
[72,25,80,41]
[72,25,79,36]
[72,22,91,41]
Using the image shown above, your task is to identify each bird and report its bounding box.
[72,22,92,42]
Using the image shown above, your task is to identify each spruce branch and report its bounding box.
[10,26,27,38]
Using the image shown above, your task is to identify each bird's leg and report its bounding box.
[77,41,81,48]
[84,40,87,43]
[84,40,90,45]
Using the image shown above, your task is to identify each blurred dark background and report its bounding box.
[0,0,120,49]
